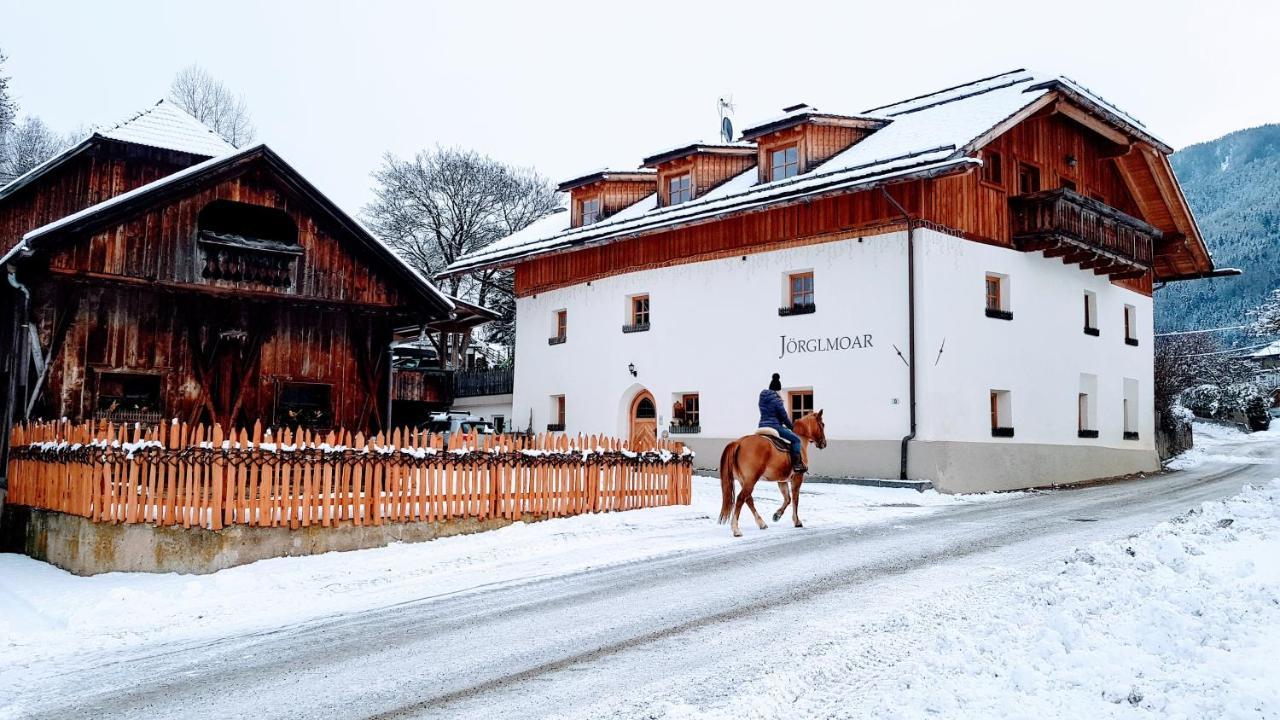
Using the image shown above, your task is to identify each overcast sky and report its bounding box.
[4,0,1277,214]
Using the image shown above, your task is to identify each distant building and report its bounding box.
[0,101,461,497]
[444,70,1218,492]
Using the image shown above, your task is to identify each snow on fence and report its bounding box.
[6,420,694,530]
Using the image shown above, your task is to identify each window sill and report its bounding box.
[1078,429,1099,439]
[985,308,1013,321]
[1123,431,1140,441]
[991,426,1015,438]
[546,423,565,432]
[1125,338,1139,346]
[547,336,566,346]
[1084,327,1100,336]
[778,303,816,317]
[622,323,651,334]
[669,424,701,435]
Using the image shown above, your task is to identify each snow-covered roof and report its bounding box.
[4,143,454,314]
[96,100,237,157]
[444,69,1165,277]
[0,100,235,204]
[1251,340,1280,359]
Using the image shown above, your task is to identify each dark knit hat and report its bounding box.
[769,373,782,391]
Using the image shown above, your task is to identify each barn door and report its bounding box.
[629,391,657,451]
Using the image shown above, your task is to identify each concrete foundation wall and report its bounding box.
[0,505,522,576]
[682,436,1159,493]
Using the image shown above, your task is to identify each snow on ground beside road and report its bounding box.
[1164,421,1280,471]
[0,477,1012,693]
[593,478,1280,720]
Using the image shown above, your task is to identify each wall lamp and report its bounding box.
[628,363,637,377]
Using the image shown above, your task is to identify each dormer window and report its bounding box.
[580,197,602,226]
[668,173,693,205]
[770,145,800,181]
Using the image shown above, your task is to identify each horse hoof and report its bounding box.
[759,523,768,530]
[794,522,804,528]
[772,512,783,522]
[733,531,743,538]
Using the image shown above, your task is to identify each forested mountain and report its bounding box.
[1156,124,1280,333]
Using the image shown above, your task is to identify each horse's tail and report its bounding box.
[718,442,738,524]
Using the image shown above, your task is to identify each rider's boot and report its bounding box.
[791,456,808,475]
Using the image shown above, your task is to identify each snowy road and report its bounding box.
[3,427,1277,719]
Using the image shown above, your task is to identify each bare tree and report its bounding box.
[168,64,255,146]
[0,49,15,141]
[364,147,560,351]
[2,116,70,177]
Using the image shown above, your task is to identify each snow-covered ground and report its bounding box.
[0,478,1010,697]
[609,477,1280,720]
[1,422,1276,719]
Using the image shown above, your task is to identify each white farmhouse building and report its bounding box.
[443,70,1218,492]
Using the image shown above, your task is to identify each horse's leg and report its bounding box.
[773,480,791,523]
[731,476,752,538]
[744,491,767,530]
[790,474,804,528]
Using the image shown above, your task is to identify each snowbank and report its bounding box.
[1164,421,1279,471]
[623,477,1280,720]
[0,478,1008,696]
[864,479,1280,719]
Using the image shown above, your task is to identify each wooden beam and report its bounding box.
[1052,101,1131,147]
[962,93,1058,155]
[1043,244,1074,259]
[1062,249,1095,265]
[1140,145,1193,237]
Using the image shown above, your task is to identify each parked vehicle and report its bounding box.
[423,411,496,439]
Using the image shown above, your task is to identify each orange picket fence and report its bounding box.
[6,420,694,531]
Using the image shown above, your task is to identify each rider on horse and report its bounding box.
[759,373,807,474]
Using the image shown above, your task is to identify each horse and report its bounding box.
[717,410,826,537]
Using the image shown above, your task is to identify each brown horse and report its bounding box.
[718,410,827,537]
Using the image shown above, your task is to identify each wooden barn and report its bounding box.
[0,101,457,497]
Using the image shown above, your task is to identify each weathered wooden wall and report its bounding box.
[28,282,392,430]
[0,143,205,253]
[38,166,407,307]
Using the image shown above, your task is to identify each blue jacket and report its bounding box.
[758,389,793,430]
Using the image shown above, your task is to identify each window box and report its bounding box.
[991,426,1015,438]
[622,323,651,334]
[547,335,566,345]
[1078,429,1099,439]
[985,308,1013,321]
[1084,327,1100,336]
[669,423,701,435]
[778,303,816,317]
[1123,431,1140,441]
[1125,337,1139,347]
[546,423,565,432]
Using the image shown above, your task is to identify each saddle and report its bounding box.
[754,427,792,453]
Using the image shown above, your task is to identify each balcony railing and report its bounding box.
[454,368,514,398]
[392,368,453,404]
[1010,189,1159,277]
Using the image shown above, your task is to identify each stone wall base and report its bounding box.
[0,505,527,576]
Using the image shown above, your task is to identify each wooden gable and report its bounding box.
[21,148,450,316]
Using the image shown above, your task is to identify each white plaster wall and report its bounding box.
[914,228,1156,452]
[449,394,514,427]
[512,233,912,442]
[512,228,1155,463]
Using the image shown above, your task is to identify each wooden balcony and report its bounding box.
[1010,189,1159,279]
[392,368,453,404]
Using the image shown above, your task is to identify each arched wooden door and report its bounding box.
[629,391,658,451]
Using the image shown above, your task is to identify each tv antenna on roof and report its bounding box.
[717,96,735,143]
